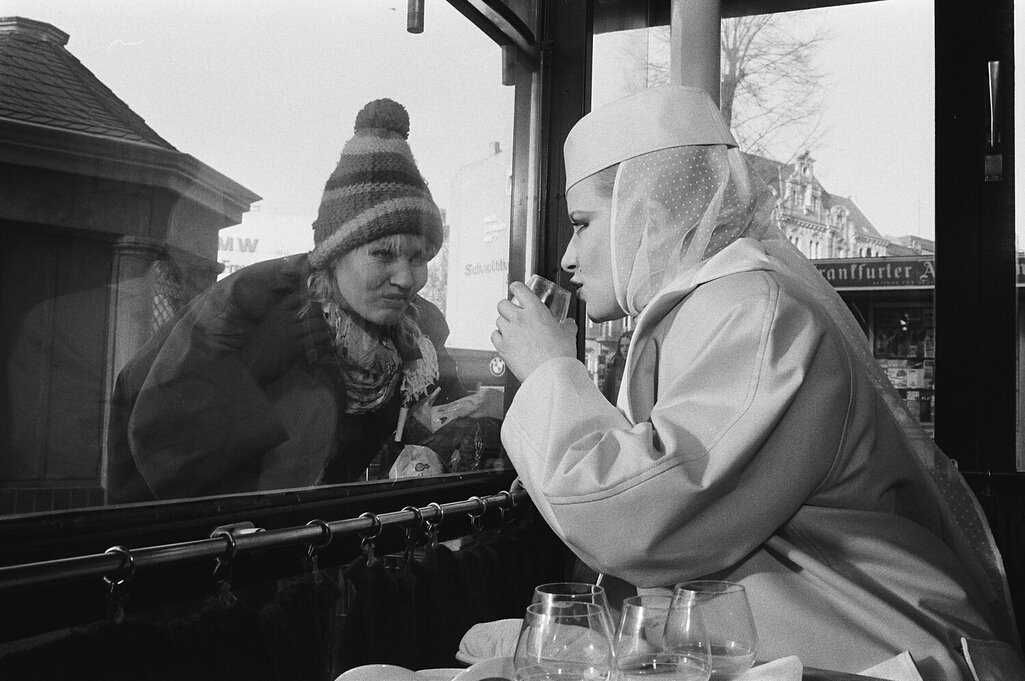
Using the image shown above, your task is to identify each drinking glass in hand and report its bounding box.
[671,582,757,680]
[614,594,711,681]
[525,274,572,322]
[514,601,613,681]
[533,582,616,641]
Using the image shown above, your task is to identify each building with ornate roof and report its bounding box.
[746,150,900,260]
[0,16,259,510]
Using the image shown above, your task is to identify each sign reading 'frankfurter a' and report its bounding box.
[814,257,936,289]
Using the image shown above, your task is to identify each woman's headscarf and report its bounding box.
[565,85,1019,646]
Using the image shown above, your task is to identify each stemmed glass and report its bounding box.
[614,594,711,681]
[671,582,758,680]
[514,601,614,681]
[532,582,617,642]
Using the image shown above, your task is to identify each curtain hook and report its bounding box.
[210,529,238,608]
[103,546,135,624]
[305,519,333,582]
[425,502,444,549]
[306,519,333,556]
[495,490,516,531]
[468,496,488,543]
[402,506,425,564]
[359,512,381,568]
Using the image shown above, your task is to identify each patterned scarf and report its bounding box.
[321,298,438,414]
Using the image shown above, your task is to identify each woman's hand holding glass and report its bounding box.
[514,601,613,681]
[670,582,757,680]
[492,282,577,382]
[615,594,711,681]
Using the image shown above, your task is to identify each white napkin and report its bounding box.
[858,651,924,681]
[456,619,522,664]
[736,656,803,681]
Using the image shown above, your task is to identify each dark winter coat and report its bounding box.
[107,253,463,503]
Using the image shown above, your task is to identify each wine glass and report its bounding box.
[671,582,758,680]
[532,582,616,641]
[514,601,613,681]
[614,594,711,681]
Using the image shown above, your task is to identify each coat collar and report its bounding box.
[619,238,773,422]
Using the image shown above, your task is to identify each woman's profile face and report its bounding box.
[332,235,430,326]
[562,173,623,322]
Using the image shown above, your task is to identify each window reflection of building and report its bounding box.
[747,151,899,260]
[0,18,258,513]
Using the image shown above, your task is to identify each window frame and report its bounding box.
[0,0,1018,601]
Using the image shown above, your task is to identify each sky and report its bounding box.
[3,0,944,254]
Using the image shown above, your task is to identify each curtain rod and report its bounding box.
[0,489,526,594]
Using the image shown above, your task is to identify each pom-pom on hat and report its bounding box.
[563,86,738,191]
[309,98,444,269]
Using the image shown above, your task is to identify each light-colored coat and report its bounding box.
[502,239,1013,679]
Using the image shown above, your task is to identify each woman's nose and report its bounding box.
[560,238,578,274]
[390,260,414,289]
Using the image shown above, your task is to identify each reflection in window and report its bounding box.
[590,0,936,433]
[0,2,523,513]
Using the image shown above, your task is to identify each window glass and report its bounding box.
[590,0,937,435]
[0,0,526,513]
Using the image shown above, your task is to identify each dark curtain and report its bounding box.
[0,574,342,681]
[336,511,568,673]
[0,508,570,680]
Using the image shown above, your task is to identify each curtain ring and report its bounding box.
[358,512,382,539]
[211,529,238,566]
[495,490,514,508]
[468,495,489,517]
[426,502,444,527]
[306,519,333,550]
[425,502,444,549]
[103,545,135,587]
[358,512,381,568]
[467,496,488,542]
[103,546,134,623]
[402,505,425,530]
[402,506,425,563]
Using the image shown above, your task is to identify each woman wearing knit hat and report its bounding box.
[107,98,466,502]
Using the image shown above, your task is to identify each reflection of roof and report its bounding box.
[886,235,936,255]
[0,16,175,150]
[744,152,883,240]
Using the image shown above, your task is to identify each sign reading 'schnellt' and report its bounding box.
[444,145,512,350]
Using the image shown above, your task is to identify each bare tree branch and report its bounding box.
[623,16,831,163]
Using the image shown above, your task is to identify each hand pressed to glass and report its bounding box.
[671,582,757,680]
[514,602,613,681]
[615,594,711,681]
[532,582,617,641]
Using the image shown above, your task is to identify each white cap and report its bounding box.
[563,86,737,191]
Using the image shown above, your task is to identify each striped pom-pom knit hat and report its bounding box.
[309,98,444,269]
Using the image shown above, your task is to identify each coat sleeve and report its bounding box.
[501,272,852,587]
[127,258,313,499]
